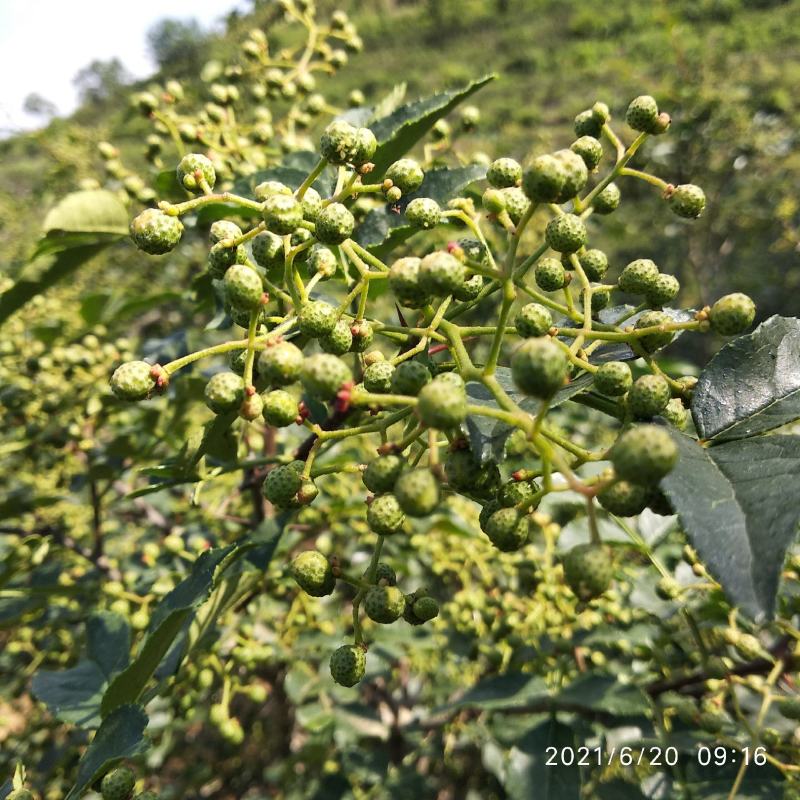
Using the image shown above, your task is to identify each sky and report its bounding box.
[0,0,245,134]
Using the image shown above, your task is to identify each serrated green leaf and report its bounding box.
[692,316,800,442]
[370,75,495,175]
[41,190,128,237]
[661,431,800,618]
[65,704,148,800]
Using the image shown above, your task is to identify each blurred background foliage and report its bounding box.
[1,1,800,798]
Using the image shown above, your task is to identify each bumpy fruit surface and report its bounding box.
[320,319,353,355]
[391,360,431,395]
[300,354,352,400]
[301,186,322,220]
[579,249,608,281]
[444,448,482,491]
[483,508,529,552]
[291,550,335,596]
[523,154,566,202]
[329,644,366,687]
[646,273,680,307]
[709,293,756,335]
[634,310,675,353]
[177,153,216,192]
[571,135,603,170]
[594,361,632,396]
[418,251,466,296]
[363,455,404,493]
[535,257,568,291]
[511,338,569,398]
[385,158,424,193]
[501,187,529,224]
[209,219,242,244]
[598,480,651,516]
[263,462,303,507]
[628,374,671,419]
[258,341,304,386]
[308,245,338,278]
[364,361,395,393]
[545,214,586,253]
[367,493,406,535]
[619,259,659,295]
[668,184,706,218]
[487,157,522,188]
[553,149,588,201]
[101,767,136,800]
[612,424,679,484]
[498,478,540,508]
[251,231,284,269]
[406,197,441,230]
[298,300,338,337]
[262,389,298,427]
[130,209,183,255]
[394,470,440,517]
[351,127,377,165]
[224,264,263,311]
[204,372,245,414]
[110,361,156,401]
[625,95,659,133]
[416,377,467,429]
[263,194,304,235]
[364,585,406,623]
[593,182,621,214]
[389,257,427,307]
[563,544,613,600]
[315,202,354,244]
[374,562,397,585]
[320,120,356,164]
[515,303,552,338]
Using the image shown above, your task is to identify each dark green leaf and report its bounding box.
[0,779,12,799]
[370,75,494,174]
[87,611,131,679]
[556,674,649,716]
[692,316,800,442]
[65,704,148,800]
[155,169,184,200]
[440,673,550,712]
[661,431,800,618]
[354,165,486,256]
[231,157,336,199]
[31,661,106,728]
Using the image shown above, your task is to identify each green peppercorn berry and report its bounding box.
[224,264,264,311]
[646,273,680,307]
[315,202,355,245]
[515,303,553,338]
[262,461,304,507]
[454,273,484,302]
[487,157,522,189]
[394,470,440,517]
[308,245,338,279]
[319,319,353,355]
[110,360,156,401]
[204,371,245,414]
[291,550,335,596]
[416,377,468,429]
[591,290,610,313]
[389,256,426,307]
[348,320,373,352]
[257,341,304,386]
[263,194,304,235]
[501,187,529,224]
[570,136,603,170]
[563,544,613,600]
[418,251,466,297]
[662,397,689,429]
[668,184,706,218]
[365,585,406,623]
[553,149,589,201]
[511,337,569,398]
[406,197,441,230]
[545,214,587,253]
[594,361,632,396]
[208,241,239,279]
[709,293,756,335]
[363,361,395,393]
[177,153,216,192]
[374,562,397,585]
[301,186,323,221]
[612,424,679,485]
[625,95,660,133]
[444,448,482,492]
[384,185,403,203]
[329,644,365,687]
[130,209,184,255]
[777,698,800,721]
[574,108,603,138]
[320,120,357,164]
[593,182,621,214]
[101,766,136,800]
[298,299,337,338]
[251,231,284,269]
[411,595,440,622]
[254,180,292,201]
[209,219,242,244]
[597,480,651,516]
[262,389,298,427]
[634,310,675,353]
[385,158,425,194]
[618,259,659,295]
[301,354,352,401]
[579,249,609,281]
[522,154,567,202]
[351,127,377,166]
[482,187,506,214]
[498,478,540,508]
[367,493,406,535]
[483,508,530,552]
[391,360,431,395]
[240,392,264,421]
[534,257,568,291]
[628,374,671,419]
[363,454,404,493]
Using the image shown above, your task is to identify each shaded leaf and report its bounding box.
[65,704,148,800]
[661,431,800,618]
[369,76,494,175]
[41,190,128,239]
[32,661,106,728]
[87,611,131,679]
[692,316,800,442]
